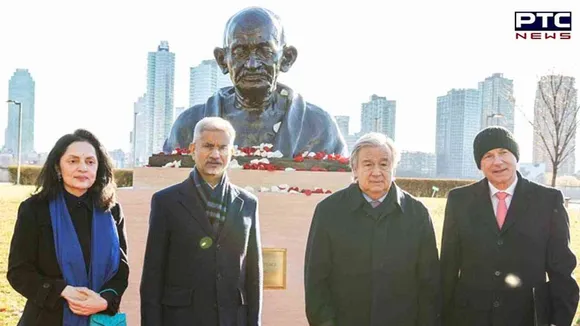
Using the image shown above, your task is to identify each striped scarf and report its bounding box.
[191,166,230,232]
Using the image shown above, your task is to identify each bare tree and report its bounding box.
[521,74,580,186]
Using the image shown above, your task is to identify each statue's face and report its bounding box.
[225,23,283,100]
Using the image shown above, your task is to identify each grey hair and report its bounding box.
[192,117,236,145]
[349,132,400,171]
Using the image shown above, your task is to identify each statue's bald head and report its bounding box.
[222,7,286,48]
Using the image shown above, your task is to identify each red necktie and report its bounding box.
[495,192,509,229]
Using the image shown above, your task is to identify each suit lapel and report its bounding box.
[217,186,244,242]
[499,175,532,234]
[177,176,214,236]
[472,179,500,235]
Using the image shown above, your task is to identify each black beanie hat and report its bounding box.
[473,126,519,169]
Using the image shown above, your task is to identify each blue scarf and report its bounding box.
[49,191,120,326]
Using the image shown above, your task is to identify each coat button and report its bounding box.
[217,273,222,280]
[497,239,504,246]
[493,301,500,308]
[43,283,50,289]
[494,271,501,276]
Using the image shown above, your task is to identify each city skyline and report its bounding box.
[1,0,578,166]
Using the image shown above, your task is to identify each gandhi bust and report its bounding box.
[163,7,347,157]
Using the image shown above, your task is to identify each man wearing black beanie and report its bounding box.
[440,126,579,326]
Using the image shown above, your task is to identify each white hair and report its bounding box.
[349,132,400,171]
[192,117,236,145]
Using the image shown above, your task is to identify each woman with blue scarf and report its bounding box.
[7,129,129,326]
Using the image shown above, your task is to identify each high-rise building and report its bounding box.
[479,73,515,131]
[108,149,126,169]
[334,115,350,138]
[133,94,148,166]
[189,60,232,107]
[397,151,436,178]
[5,69,35,157]
[344,134,358,155]
[146,41,175,155]
[532,75,578,175]
[360,95,396,140]
[436,88,481,179]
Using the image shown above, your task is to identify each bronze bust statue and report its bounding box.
[163,7,347,157]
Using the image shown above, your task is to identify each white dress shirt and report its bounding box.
[488,175,518,216]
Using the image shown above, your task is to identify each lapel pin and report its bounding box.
[199,236,213,249]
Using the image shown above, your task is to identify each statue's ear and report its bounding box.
[280,45,297,73]
[214,47,229,74]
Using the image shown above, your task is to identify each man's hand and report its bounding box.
[64,287,108,316]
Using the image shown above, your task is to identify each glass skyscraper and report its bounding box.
[5,69,35,156]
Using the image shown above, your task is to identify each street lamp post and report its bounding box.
[6,100,22,185]
[486,113,504,127]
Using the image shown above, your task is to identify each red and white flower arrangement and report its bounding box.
[157,143,351,172]
[243,184,333,196]
[233,143,284,159]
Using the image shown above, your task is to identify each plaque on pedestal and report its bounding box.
[263,248,287,290]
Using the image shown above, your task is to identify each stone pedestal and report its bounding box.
[118,167,352,325]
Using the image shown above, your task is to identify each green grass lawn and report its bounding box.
[0,184,35,325]
[0,186,579,324]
